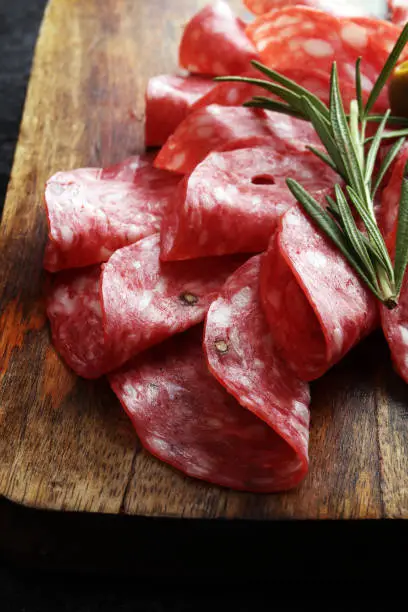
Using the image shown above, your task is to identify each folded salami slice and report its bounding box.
[154,105,320,175]
[179,0,258,76]
[247,7,403,104]
[379,144,408,241]
[109,325,308,492]
[260,207,378,381]
[381,275,408,384]
[45,267,115,379]
[160,145,337,260]
[44,155,180,272]
[101,234,245,368]
[204,256,310,488]
[244,0,366,16]
[145,75,214,147]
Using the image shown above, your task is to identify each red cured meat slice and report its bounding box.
[247,8,405,103]
[260,207,378,380]
[145,74,214,147]
[244,0,366,17]
[109,326,308,492]
[381,274,408,383]
[191,67,359,113]
[179,0,258,76]
[388,0,408,26]
[154,105,320,175]
[45,267,116,379]
[204,256,310,488]
[379,143,408,241]
[44,155,180,272]
[160,145,337,260]
[101,234,246,368]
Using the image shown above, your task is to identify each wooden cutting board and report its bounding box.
[0,0,407,521]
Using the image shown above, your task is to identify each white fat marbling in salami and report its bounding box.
[44,155,180,272]
[109,325,309,492]
[160,145,337,260]
[101,234,246,368]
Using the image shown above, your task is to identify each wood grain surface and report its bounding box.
[0,0,407,520]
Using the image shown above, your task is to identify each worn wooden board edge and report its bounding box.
[0,0,407,520]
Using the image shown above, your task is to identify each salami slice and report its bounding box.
[160,145,337,261]
[45,267,115,379]
[191,66,359,114]
[381,274,408,384]
[101,234,245,368]
[388,0,408,26]
[179,0,258,76]
[244,0,366,17]
[154,105,320,175]
[145,74,214,147]
[44,155,180,272]
[204,255,310,488]
[247,7,404,102]
[379,143,408,241]
[260,207,378,380]
[109,326,308,492]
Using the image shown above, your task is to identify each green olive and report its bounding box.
[388,60,408,118]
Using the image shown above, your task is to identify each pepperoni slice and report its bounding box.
[260,207,379,381]
[101,234,246,368]
[247,7,404,102]
[388,0,408,26]
[179,0,258,76]
[204,255,310,488]
[43,155,180,272]
[145,74,214,147]
[45,267,115,379]
[109,325,309,492]
[244,0,366,17]
[160,145,337,261]
[154,105,320,175]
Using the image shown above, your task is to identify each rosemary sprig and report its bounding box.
[218,23,408,308]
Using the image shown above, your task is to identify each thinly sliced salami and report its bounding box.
[154,105,320,175]
[260,207,378,381]
[44,155,180,272]
[381,274,408,384]
[388,0,408,26]
[145,74,214,147]
[160,145,337,261]
[379,143,408,240]
[109,326,308,492]
[179,0,258,76]
[247,7,403,104]
[244,0,366,17]
[101,234,245,368]
[204,256,310,488]
[45,267,115,379]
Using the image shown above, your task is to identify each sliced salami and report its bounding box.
[260,207,378,380]
[179,0,258,76]
[101,234,246,368]
[247,7,403,103]
[160,145,337,261]
[381,274,408,384]
[109,326,308,492]
[145,74,214,147]
[45,267,115,379]
[204,255,310,487]
[44,155,180,272]
[244,0,366,17]
[379,143,408,241]
[154,105,320,175]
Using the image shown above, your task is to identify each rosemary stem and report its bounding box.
[350,100,363,169]
[378,265,396,305]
